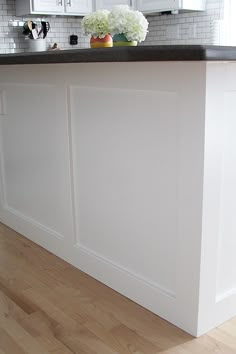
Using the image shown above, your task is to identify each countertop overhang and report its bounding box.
[1,45,236,65]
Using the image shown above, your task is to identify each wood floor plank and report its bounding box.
[49,348,74,354]
[26,281,121,331]
[0,290,29,327]
[90,295,191,351]
[0,278,37,315]
[50,348,74,354]
[210,326,236,344]
[0,328,26,354]
[56,332,118,354]
[110,324,160,354]
[22,288,78,330]
[1,222,236,354]
[20,311,67,351]
[84,319,129,353]
[0,315,50,354]
[0,270,32,293]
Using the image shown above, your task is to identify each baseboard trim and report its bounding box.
[76,243,176,300]
[3,205,64,240]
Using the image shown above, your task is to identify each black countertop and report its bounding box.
[1,45,236,65]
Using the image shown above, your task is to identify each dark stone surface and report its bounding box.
[1,45,236,65]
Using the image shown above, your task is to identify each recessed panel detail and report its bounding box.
[70,86,179,296]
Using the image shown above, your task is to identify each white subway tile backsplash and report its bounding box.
[145,0,224,45]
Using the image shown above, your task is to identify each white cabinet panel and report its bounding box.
[70,85,178,296]
[137,0,205,13]
[0,83,73,240]
[137,0,179,12]
[66,0,93,14]
[216,91,236,299]
[16,0,92,15]
[96,0,133,11]
[32,0,64,13]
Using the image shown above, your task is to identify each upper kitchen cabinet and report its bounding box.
[65,0,93,15]
[16,0,64,15]
[136,0,205,14]
[32,0,64,13]
[96,0,134,11]
[16,0,93,16]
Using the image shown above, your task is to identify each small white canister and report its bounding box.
[28,39,47,52]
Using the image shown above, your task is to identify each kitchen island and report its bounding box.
[0,45,236,336]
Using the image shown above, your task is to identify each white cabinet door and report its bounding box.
[16,0,93,15]
[32,0,65,13]
[96,0,133,11]
[137,0,205,13]
[137,0,179,12]
[65,0,93,14]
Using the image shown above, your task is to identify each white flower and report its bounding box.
[81,10,110,39]
[109,5,149,42]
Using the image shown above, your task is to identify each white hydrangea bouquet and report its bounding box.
[108,5,149,43]
[81,9,110,39]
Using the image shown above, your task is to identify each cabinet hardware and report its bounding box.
[67,0,72,6]
[58,0,63,6]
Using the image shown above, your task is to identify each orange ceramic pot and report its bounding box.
[90,34,113,48]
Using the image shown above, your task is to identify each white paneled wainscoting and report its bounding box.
[0,61,236,336]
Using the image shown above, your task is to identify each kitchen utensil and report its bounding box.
[38,25,43,38]
[41,21,50,39]
[32,28,39,39]
[22,21,37,39]
[27,20,33,32]
[22,21,31,36]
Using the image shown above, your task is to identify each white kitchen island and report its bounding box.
[0,46,236,336]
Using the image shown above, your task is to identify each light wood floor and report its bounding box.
[0,223,236,354]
